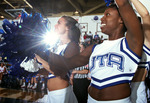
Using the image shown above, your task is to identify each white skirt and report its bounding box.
[36,85,78,103]
[130,81,147,103]
[88,94,131,103]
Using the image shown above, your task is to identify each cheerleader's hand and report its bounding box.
[35,54,44,65]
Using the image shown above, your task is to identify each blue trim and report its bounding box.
[124,39,141,59]
[47,73,56,79]
[47,76,56,79]
[138,62,149,70]
[138,66,149,71]
[91,80,130,90]
[138,61,149,70]
[59,44,68,56]
[143,45,150,56]
[92,44,97,52]
[59,50,64,56]
[143,49,150,56]
[91,73,134,83]
[144,44,150,52]
[120,39,140,64]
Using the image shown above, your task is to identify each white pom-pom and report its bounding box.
[20,57,42,72]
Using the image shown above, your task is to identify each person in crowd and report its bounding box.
[0,56,2,62]
[93,32,100,41]
[0,62,7,84]
[35,0,144,102]
[39,74,46,90]
[88,31,93,43]
[83,32,91,45]
[21,76,31,88]
[93,32,101,44]
[129,0,150,103]
[21,57,44,89]
[21,77,26,88]
[26,76,32,89]
[35,16,80,103]
[70,43,90,103]
[21,73,37,89]
[28,73,39,89]
[29,73,46,90]
[37,68,49,91]
[83,32,88,41]
[100,35,104,43]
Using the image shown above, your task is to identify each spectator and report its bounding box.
[88,31,93,42]
[100,35,104,43]
[0,62,7,84]
[28,74,39,89]
[83,32,88,42]
[94,32,100,40]
[93,32,101,44]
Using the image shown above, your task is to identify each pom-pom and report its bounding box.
[20,57,43,72]
[0,12,50,77]
[104,0,114,6]
[0,29,5,34]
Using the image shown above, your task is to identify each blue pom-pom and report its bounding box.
[104,0,114,6]
[0,12,50,77]
[0,29,5,34]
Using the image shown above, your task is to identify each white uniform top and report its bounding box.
[138,44,150,74]
[48,43,69,79]
[130,45,150,103]
[0,66,6,73]
[89,37,141,90]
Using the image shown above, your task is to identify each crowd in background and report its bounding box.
[83,31,105,47]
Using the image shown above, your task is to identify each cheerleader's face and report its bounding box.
[54,17,69,35]
[100,7,123,36]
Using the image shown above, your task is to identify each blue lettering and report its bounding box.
[97,54,108,67]
[108,53,124,72]
[90,53,124,72]
[89,56,96,71]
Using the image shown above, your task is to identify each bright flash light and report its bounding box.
[43,31,59,46]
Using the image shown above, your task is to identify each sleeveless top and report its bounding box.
[0,66,6,73]
[89,37,141,90]
[47,43,71,79]
[138,44,150,76]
